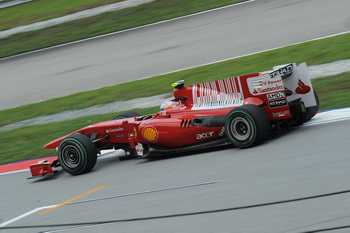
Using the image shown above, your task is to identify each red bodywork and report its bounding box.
[30,63,317,177]
[28,160,57,179]
[44,73,291,150]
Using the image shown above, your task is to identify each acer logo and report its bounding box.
[196,131,214,140]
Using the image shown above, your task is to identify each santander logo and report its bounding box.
[295,79,311,94]
[248,75,284,96]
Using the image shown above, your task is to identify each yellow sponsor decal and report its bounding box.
[134,127,138,138]
[142,127,158,142]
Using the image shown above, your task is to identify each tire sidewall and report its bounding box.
[225,105,270,148]
[58,134,97,175]
[225,110,257,148]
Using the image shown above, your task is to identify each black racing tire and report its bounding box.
[305,90,319,121]
[225,104,270,148]
[113,111,141,120]
[58,134,97,175]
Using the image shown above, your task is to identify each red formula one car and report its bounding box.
[29,63,318,177]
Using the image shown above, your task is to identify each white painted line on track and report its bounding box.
[304,107,350,127]
[2,13,349,85]
[0,205,56,227]
[0,168,29,175]
[41,222,116,233]
[67,181,219,205]
[2,2,350,87]
[0,181,218,228]
[0,0,256,61]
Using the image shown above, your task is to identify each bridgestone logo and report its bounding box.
[267,92,285,100]
[269,99,287,108]
[277,64,294,78]
[270,64,294,79]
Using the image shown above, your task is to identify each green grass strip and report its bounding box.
[0,0,246,57]
[0,0,124,30]
[1,32,350,127]
[312,72,350,110]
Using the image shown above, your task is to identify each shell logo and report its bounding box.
[142,127,158,142]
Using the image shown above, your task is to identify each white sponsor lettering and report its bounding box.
[267,92,285,100]
[248,74,285,96]
[272,110,291,118]
[218,127,225,137]
[254,84,284,95]
[196,131,214,140]
[269,99,287,108]
[276,64,294,78]
[106,127,124,133]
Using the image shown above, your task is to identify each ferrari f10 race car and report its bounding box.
[29,63,318,177]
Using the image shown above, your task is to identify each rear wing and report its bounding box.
[259,62,317,108]
[173,62,316,117]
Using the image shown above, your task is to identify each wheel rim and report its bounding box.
[60,144,84,169]
[230,116,252,141]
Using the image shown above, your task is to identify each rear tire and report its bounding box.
[58,134,97,175]
[114,111,140,120]
[225,105,270,148]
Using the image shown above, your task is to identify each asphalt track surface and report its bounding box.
[1,115,350,233]
[1,0,350,110]
[1,0,350,232]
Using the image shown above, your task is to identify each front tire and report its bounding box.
[58,134,97,175]
[225,105,270,148]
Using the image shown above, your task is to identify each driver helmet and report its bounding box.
[160,100,176,111]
